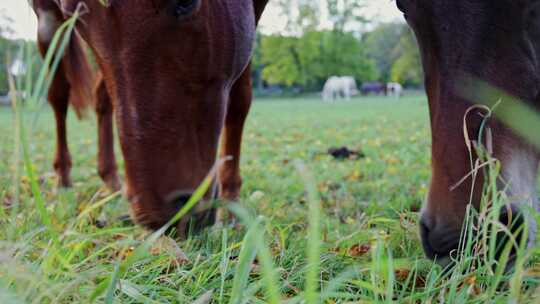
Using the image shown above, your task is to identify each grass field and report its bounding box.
[1,95,539,303]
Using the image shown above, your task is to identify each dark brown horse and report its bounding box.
[397,0,540,263]
[33,0,268,233]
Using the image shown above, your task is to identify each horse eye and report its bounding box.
[175,0,198,17]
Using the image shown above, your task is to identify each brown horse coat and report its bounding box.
[33,0,268,232]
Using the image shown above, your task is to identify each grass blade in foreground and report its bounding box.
[295,161,322,304]
[228,215,263,304]
[229,204,281,304]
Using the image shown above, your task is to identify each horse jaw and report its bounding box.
[500,145,540,248]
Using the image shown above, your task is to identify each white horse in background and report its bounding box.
[322,76,359,102]
[387,82,403,98]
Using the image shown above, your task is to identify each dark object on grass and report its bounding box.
[94,219,107,229]
[327,146,365,160]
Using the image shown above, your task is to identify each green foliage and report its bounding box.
[256,14,423,91]
[390,28,423,87]
[364,22,423,87]
[260,31,378,90]
[364,23,404,82]
[259,0,378,91]
[260,35,301,87]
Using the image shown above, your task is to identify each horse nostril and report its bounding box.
[420,218,430,237]
[419,216,436,258]
[419,215,434,238]
[162,191,217,238]
[419,215,461,264]
[176,194,191,205]
[167,192,192,207]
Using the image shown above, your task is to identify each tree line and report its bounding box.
[252,0,423,93]
[253,22,422,93]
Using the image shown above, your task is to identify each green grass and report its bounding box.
[1,93,539,303]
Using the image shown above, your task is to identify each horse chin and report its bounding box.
[171,207,217,240]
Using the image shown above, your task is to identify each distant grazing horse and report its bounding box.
[322,76,358,102]
[360,82,386,96]
[397,0,540,264]
[386,82,403,98]
[33,0,268,233]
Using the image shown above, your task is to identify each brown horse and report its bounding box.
[33,0,268,233]
[397,0,540,263]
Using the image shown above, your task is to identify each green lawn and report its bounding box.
[0,95,538,303]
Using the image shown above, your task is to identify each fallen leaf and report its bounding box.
[151,236,191,267]
[117,246,135,260]
[467,284,481,297]
[395,268,410,281]
[192,290,214,304]
[346,169,362,181]
[414,275,426,289]
[385,156,400,165]
[112,233,126,241]
[347,243,370,257]
[464,275,476,286]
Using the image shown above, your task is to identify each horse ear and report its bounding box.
[253,0,269,25]
[396,0,412,13]
[524,0,540,24]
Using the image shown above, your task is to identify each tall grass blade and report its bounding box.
[230,204,281,304]
[228,216,262,304]
[295,161,321,304]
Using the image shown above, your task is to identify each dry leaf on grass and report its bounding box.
[192,290,214,304]
[117,246,135,260]
[395,268,410,281]
[462,275,481,296]
[150,235,191,268]
[347,243,371,257]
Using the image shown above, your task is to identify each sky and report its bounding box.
[0,0,403,40]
